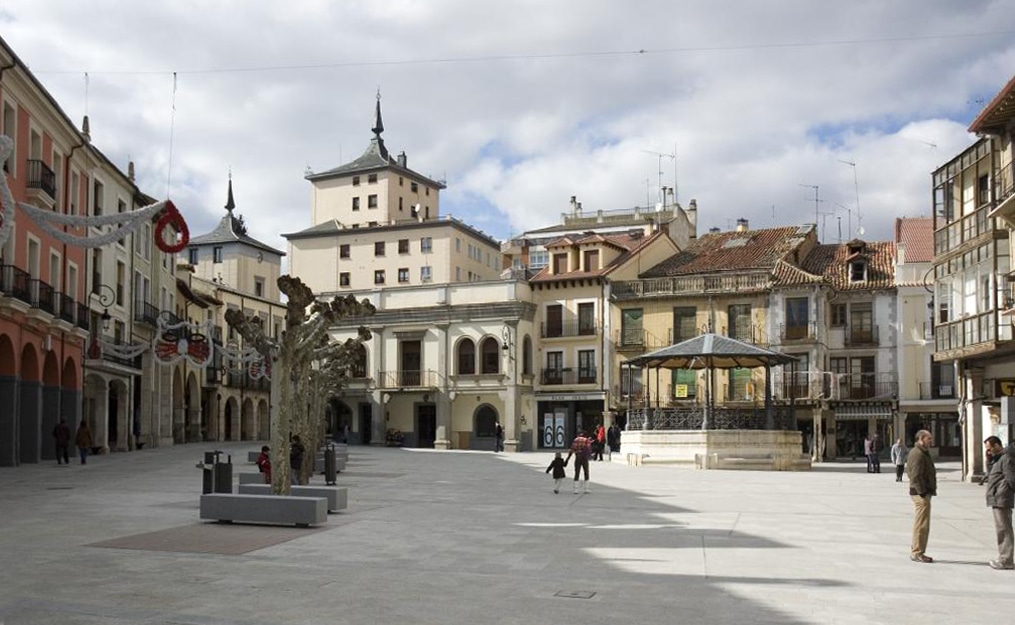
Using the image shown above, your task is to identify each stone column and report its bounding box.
[963,368,985,482]
[93,381,110,454]
[18,380,42,463]
[434,322,451,450]
[372,391,386,446]
[40,382,61,460]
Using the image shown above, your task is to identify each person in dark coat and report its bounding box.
[905,429,937,563]
[494,422,504,452]
[607,423,621,456]
[289,435,306,485]
[75,420,93,465]
[256,445,272,485]
[984,436,1015,570]
[52,418,71,465]
[565,432,593,494]
[545,452,568,494]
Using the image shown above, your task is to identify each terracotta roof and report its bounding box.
[772,259,824,286]
[894,217,934,263]
[800,240,896,290]
[642,225,815,277]
[530,231,661,283]
[969,74,1015,135]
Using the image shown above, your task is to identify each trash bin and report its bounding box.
[213,451,233,494]
[200,451,216,494]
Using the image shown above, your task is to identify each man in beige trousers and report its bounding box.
[905,430,937,563]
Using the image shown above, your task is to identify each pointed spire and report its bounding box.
[81,115,91,142]
[371,88,384,136]
[225,171,235,212]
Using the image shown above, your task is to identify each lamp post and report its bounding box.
[94,284,116,333]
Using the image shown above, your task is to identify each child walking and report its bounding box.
[546,452,568,494]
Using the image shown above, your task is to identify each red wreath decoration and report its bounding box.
[155,200,190,254]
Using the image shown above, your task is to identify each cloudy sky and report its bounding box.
[3,1,1014,260]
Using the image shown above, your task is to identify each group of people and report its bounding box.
[51,418,94,465]
[256,435,307,485]
[544,424,622,494]
[905,429,1015,571]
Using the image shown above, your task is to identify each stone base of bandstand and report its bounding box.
[618,429,811,471]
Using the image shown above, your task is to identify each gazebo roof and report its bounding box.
[628,333,798,369]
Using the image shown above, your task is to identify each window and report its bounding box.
[583,249,599,271]
[730,368,752,400]
[673,306,697,342]
[398,239,409,254]
[368,194,377,209]
[411,182,418,193]
[552,253,568,274]
[849,260,866,282]
[92,180,104,216]
[188,248,198,264]
[368,173,377,183]
[672,369,697,399]
[420,266,432,282]
[456,267,461,281]
[455,238,461,253]
[620,364,642,398]
[621,308,643,346]
[529,250,549,269]
[116,261,125,306]
[457,339,475,375]
[213,247,223,263]
[352,197,360,211]
[339,272,350,287]
[425,187,430,196]
[545,304,563,337]
[118,199,126,214]
[1,102,14,175]
[398,267,409,283]
[979,174,990,206]
[351,344,367,377]
[352,176,360,186]
[339,244,350,259]
[784,298,808,339]
[849,302,874,342]
[399,197,404,211]
[420,237,432,253]
[522,335,532,375]
[545,351,564,384]
[374,241,385,256]
[829,357,847,374]
[374,270,385,284]
[481,337,499,374]
[728,304,753,341]
[578,302,595,335]
[254,278,264,298]
[831,302,847,326]
[91,249,102,294]
[578,350,595,383]
[399,177,404,186]
[69,172,79,215]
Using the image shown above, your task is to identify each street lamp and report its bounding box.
[95,284,116,333]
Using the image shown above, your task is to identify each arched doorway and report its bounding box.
[224,396,239,441]
[257,399,270,440]
[241,397,255,440]
[172,367,184,444]
[329,398,352,442]
[474,404,499,451]
[19,343,41,463]
[185,372,201,442]
[0,334,19,465]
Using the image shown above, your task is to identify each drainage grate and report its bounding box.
[46,486,73,490]
[554,590,596,599]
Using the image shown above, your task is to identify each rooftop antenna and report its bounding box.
[799,184,821,227]
[834,203,853,242]
[837,216,842,243]
[839,159,862,236]
[643,148,676,205]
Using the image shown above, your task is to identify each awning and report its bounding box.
[834,405,893,421]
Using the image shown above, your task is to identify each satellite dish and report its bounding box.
[655,202,663,212]
[856,226,865,237]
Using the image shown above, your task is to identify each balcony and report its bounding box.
[844,325,879,346]
[76,302,90,331]
[917,382,956,400]
[613,328,672,353]
[540,368,597,385]
[834,372,897,401]
[934,311,1012,358]
[134,300,161,326]
[541,319,598,339]
[612,272,771,300]
[0,264,32,304]
[58,292,76,324]
[724,325,761,344]
[31,279,56,315]
[26,159,57,207]
[377,370,441,389]
[779,322,817,343]
[775,371,832,401]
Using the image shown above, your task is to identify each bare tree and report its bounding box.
[225,276,374,494]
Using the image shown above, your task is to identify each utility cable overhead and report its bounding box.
[31,30,1015,76]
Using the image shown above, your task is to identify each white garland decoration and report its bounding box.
[217,343,263,366]
[153,318,216,369]
[99,338,150,359]
[0,135,172,250]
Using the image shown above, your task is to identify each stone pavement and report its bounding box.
[0,442,1008,625]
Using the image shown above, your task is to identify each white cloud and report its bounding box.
[3,0,1014,255]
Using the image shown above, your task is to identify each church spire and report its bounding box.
[225,172,235,212]
[371,89,384,136]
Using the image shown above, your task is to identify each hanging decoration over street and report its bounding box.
[153,316,214,368]
[248,357,272,381]
[87,337,150,361]
[0,136,189,253]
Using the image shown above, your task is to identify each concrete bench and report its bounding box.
[199,494,327,527]
[247,451,261,463]
[238,484,348,513]
[238,472,266,485]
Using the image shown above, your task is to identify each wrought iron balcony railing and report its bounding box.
[541,319,598,339]
[26,159,57,200]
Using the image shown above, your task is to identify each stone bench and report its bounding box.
[238,484,348,513]
[247,451,261,463]
[199,494,327,527]
[238,472,266,485]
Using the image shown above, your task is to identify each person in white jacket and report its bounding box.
[891,438,909,482]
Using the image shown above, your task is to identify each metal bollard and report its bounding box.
[324,444,337,485]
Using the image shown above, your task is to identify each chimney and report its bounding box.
[397,151,407,167]
[81,115,91,142]
[709,227,721,234]
[661,186,669,209]
[736,218,749,233]
[127,161,135,182]
[570,196,578,215]
[576,201,583,216]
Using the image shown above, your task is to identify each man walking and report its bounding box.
[52,418,71,465]
[565,431,592,494]
[983,436,1015,570]
[905,429,937,563]
[494,421,504,452]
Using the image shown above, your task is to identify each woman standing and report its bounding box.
[891,437,909,482]
[75,420,93,465]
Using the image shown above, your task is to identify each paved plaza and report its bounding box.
[0,443,1008,624]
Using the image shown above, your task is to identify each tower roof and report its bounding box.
[189,177,285,256]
